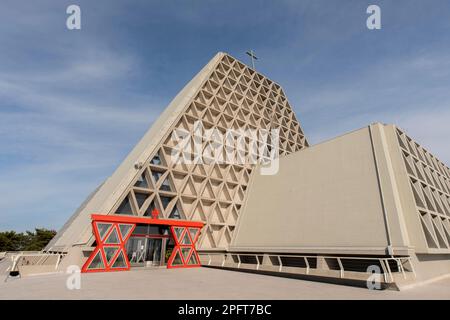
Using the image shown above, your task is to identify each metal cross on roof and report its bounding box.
[246,50,258,70]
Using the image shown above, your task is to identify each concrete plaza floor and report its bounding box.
[1,266,450,300]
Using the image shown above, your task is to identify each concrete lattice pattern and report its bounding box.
[396,128,450,252]
[107,54,308,250]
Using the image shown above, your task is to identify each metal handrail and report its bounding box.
[200,252,411,262]
[198,252,413,283]
[9,252,64,272]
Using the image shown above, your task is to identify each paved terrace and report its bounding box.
[0,264,449,299]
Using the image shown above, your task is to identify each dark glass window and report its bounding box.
[111,251,127,268]
[171,251,183,265]
[133,225,148,235]
[134,173,148,188]
[151,171,163,184]
[169,206,182,219]
[150,153,162,165]
[103,247,119,264]
[160,178,172,191]
[160,196,173,209]
[87,251,104,270]
[96,223,112,240]
[135,192,149,209]
[105,229,120,244]
[116,197,133,215]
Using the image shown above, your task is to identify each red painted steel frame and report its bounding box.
[81,221,135,273]
[82,214,204,273]
[167,225,202,269]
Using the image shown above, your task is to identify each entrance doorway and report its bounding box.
[82,214,204,273]
[127,237,165,267]
[125,224,172,267]
[146,238,162,266]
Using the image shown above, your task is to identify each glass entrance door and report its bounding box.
[127,237,147,266]
[125,224,172,268]
[126,236,165,267]
[146,238,162,266]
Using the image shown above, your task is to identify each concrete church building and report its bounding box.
[13,52,450,288]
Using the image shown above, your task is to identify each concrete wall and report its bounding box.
[57,246,91,272]
[231,124,411,255]
[18,265,60,277]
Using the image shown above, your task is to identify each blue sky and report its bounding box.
[1,0,450,232]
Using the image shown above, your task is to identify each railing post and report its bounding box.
[11,254,21,272]
[277,256,282,272]
[55,255,61,270]
[379,259,389,283]
[304,257,309,275]
[384,259,394,283]
[337,258,344,278]
[407,257,417,279]
[396,258,406,279]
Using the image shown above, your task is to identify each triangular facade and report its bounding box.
[46,52,308,252]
